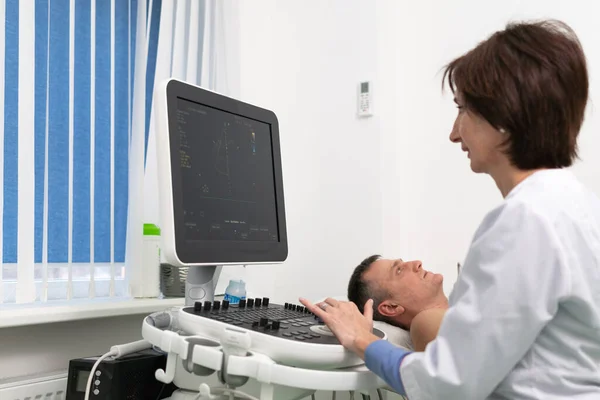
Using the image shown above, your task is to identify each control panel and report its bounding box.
[176,298,387,368]
[182,298,362,344]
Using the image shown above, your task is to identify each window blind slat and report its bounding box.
[42,0,50,302]
[110,0,115,296]
[89,0,97,298]
[116,0,131,264]
[0,0,7,303]
[73,0,92,264]
[48,0,70,264]
[34,0,48,266]
[17,0,36,304]
[94,0,111,264]
[3,0,19,266]
[67,0,76,300]
[129,0,138,146]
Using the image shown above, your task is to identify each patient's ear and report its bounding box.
[378,300,405,318]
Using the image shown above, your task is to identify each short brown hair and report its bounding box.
[347,254,381,315]
[347,255,402,328]
[443,20,588,169]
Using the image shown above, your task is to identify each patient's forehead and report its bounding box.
[365,258,395,281]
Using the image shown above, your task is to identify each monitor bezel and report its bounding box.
[161,79,288,265]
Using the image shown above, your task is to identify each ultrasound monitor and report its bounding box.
[154,79,288,305]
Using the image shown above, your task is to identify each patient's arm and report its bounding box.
[409,308,446,351]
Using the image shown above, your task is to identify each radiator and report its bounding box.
[0,373,67,400]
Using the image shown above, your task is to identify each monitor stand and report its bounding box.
[185,265,222,306]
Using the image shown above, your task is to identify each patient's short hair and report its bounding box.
[347,254,395,326]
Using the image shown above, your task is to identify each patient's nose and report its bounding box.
[410,261,423,272]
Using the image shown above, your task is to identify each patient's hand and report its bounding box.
[410,307,446,351]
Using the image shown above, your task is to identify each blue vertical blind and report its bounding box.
[1,0,164,303]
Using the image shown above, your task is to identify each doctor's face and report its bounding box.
[449,95,508,174]
[364,258,444,322]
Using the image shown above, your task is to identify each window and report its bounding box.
[0,0,166,303]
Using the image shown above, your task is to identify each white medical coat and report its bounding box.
[401,169,600,399]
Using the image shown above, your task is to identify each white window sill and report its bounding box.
[0,297,186,328]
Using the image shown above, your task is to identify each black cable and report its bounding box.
[154,382,166,400]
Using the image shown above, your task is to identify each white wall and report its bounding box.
[376,0,600,295]
[0,315,146,381]
[222,0,383,303]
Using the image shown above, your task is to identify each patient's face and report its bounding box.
[364,258,444,318]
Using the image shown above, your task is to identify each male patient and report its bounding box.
[347,255,448,351]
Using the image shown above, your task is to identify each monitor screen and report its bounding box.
[176,97,279,242]
[157,79,288,266]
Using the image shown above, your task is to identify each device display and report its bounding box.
[75,370,90,392]
[157,79,288,265]
[176,98,278,243]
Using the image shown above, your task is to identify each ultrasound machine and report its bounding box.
[131,79,398,399]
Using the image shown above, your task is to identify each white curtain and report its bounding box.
[127,0,217,297]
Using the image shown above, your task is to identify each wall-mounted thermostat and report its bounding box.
[357,81,373,118]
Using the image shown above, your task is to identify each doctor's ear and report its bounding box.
[378,301,405,318]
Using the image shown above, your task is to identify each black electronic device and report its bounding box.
[155,78,289,307]
[182,300,385,344]
[66,348,176,400]
[156,79,288,266]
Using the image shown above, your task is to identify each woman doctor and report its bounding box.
[301,20,600,399]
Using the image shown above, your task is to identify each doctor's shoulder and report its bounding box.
[470,198,546,243]
[471,173,577,243]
